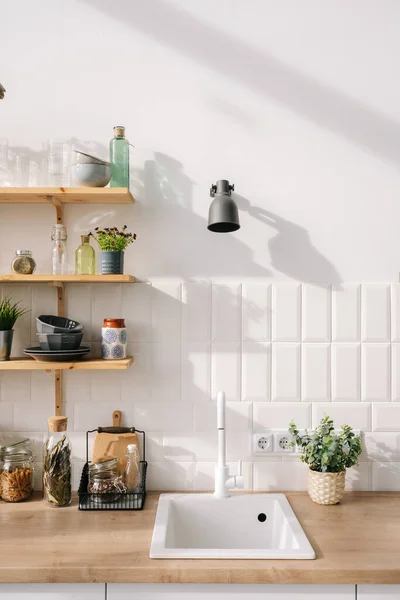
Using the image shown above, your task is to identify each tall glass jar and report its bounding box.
[51,224,68,275]
[0,439,34,502]
[43,416,72,508]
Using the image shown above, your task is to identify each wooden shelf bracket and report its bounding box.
[46,195,63,224]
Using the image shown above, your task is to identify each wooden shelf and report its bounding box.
[0,187,134,204]
[0,274,135,283]
[0,357,134,371]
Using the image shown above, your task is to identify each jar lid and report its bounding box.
[113,126,125,137]
[1,449,33,462]
[89,457,118,474]
[16,250,32,256]
[103,318,125,328]
[0,438,30,454]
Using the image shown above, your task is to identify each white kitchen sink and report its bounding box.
[150,493,315,560]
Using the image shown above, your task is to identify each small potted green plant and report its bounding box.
[289,416,362,505]
[89,226,137,275]
[0,296,29,361]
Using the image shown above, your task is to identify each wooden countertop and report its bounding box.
[0,492,400,584]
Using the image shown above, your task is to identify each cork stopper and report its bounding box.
[48,416,68,432]
[81,235,90,244]
[113,126,125,137]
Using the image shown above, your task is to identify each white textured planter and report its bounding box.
[308,469,346,505]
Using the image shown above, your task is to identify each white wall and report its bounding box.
[1,0,400,491]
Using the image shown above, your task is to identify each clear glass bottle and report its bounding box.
[124,443,141,492]
[51,224,67,275]
[110,126,129,188]
[0,439,34,502]
[75,235,95,275]
[43,417,72,508]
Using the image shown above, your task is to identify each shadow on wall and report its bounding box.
[83,0,400,168]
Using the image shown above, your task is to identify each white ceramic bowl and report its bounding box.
[71,163,111,187]
[73,150,110,166]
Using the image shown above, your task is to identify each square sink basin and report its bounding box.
[150,493,315,559]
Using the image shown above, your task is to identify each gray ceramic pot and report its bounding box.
[0,330,14,361]
[100,251,124,275]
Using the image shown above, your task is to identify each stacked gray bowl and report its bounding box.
[36,315,83,351]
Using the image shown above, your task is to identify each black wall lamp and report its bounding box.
[207,179,240,233]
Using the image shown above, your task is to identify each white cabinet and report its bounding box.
[0,583,105,599]
[358,585,400,599]
[108,583,355,599]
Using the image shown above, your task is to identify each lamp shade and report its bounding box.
[207,179,240,233]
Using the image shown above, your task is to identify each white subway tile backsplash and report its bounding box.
[194,402,252,432]
[0,371,31,403]
[182,343,211,402]
[372,462,400,491]
[147,461,194,491]
[0,403,14,431]
[332,284,360,342]
[151,282,182,342]
[121,282,152,342]
[6,278,400,492]
[271,343,301,401]
[313,402,371,430]
[211,342,241,401]
[121,343,151,403]
[242,342,271,402]
[302,343,330,402]
[392,284,400,341]
[135,403,193,432]
[392,343,400,401]
[302,284,330,342]
[182,282,211,342]
[242,283,271,342]
[345,463,372,491]
[373,403,400,431]
[331,343,361,402]
[254,461,308,491]
[361,284,390,342]
[253,402,311,430]
[362,343,391,402]
[271,283,301,341]
[364,432,400,462]
[151,342,181,403]
[212,283,241,342]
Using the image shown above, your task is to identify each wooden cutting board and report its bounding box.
[91,410,140,475]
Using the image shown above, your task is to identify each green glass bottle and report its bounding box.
[110,125,129,188]
[75,235,95,275]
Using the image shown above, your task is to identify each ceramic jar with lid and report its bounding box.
[0,438,34,502]
[101,318,127,360]
[11,250,36,274]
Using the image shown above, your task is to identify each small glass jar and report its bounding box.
[88,458,126,503]
[11,250,36,275]
[0,440,34,502]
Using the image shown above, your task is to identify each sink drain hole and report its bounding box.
[257,513,267,523]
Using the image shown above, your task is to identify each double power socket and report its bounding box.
[253,432,301,455]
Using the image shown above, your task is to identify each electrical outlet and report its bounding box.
[274,433,294,453]
[253,433,273,454]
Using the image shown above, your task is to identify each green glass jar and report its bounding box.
[75,235,95,275]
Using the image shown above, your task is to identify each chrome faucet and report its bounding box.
[214,391,244,498]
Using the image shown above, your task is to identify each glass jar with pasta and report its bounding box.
[0,440,34,502]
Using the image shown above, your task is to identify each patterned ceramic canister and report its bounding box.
[101,318,127,360]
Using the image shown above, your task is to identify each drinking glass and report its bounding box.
[47,139,71,186]
[0,138,13,187]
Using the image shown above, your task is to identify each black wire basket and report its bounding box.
[78,426,147,511]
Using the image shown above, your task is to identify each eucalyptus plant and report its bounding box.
[0,296,29,331]
[289,416,362,473]
[89,225,137,252]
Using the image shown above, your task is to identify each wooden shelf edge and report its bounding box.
[0,274,135,283]
[0,187,134,204]
[0,357,134,371]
